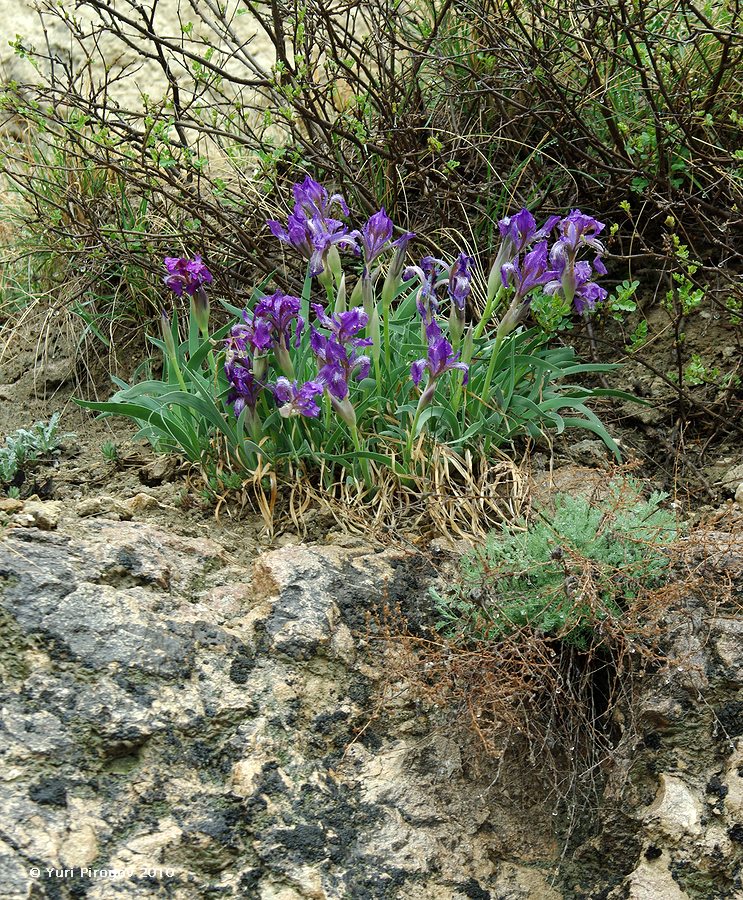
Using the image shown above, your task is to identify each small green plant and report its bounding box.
[0,413,71,491]
[434,479,679,649]
[681,353,720,387]
[101,441,120,462]
[725,295,743,327]
[605,279,639,321]
[625,319,649,354]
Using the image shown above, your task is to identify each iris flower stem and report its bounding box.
[289,420,301,465]
[199,325,216,376]
[480,327,509,411]
[452,324,475,420]
[451,372,464,417]
[383,296,391,371]
[167,350,190,395]
[405,388,432,463]
[323,392,332,433]
[248,410,262,446]
[349,422,371,487]
[473,285,505,340]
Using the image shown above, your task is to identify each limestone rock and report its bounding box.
[720,462,743,494]
[644,775,701,837]
[60,821,99,868]
[1,513,741,898]
[123,491,161,514]
[75,495,133,520]
[625,853,691,899]
[139,457,178,486]
[20,499,63,530]
[38,356,74,387]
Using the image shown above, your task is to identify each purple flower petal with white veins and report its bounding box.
[311,304,369,345]
[271,377,324,418]
[361,208,394,266]
[500,240,553,302]
[557,209,606,254]
[448,252,474,310]
[268,178,358,275]
[225,357,262,416]
[254,291,304,348]
[410,319,469,392]
[293,175,350,219]
[405,256,448,323]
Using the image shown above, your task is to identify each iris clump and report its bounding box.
[78,177,630,499]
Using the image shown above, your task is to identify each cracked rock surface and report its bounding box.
[1,517,558,899]
[1,513,743,899]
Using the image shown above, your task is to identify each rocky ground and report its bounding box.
[1,493,742,899]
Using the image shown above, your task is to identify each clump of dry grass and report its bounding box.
[201,437,528,541]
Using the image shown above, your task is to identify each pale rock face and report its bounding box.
[109,817,183,867]
[643,774,702,837]
[0,0,276,111]
[1,509,742,898]
[625,852,691,900]
[60,822,99,868]
[723,741,743,821]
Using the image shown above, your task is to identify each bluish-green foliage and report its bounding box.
[434,480,679,648]
[0,413,69,489]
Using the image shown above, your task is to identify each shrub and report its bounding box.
[3,0,739,350]
[387,477,683,826]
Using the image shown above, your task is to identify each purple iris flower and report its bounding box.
[227,312,274,356]
[500,241,554,302]
[361,208,394,266]
[411,319,469,408]
[271,377,324,418]
[163,255,213,297]
[487,210,560,301]
[404,256,448,324]
[555,209,606,255]
[310,304,372,401]
[310,330,371,401]
[254,291,304,349]
[267,212,314,260]
[497,209,560,257]
[543,211,608,315]
[545,258,608,315]
[292,175,350,219]
[311,304,370,346]
[267,178,359,276]
[225,357,262,417]
[268,213,357,277]
[573,278,608,315]
[448,252,474,310]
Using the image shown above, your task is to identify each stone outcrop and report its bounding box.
[1,506,742,898]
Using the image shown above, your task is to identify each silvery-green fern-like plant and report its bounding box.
[433,479,679,649]
[1,413,70,490]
